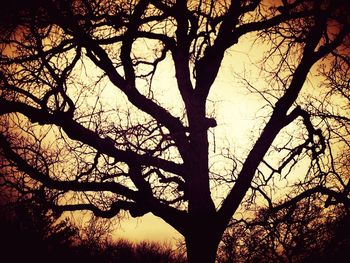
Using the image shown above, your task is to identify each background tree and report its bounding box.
[0,0,349,262]
[0,197,78,262]
[0,196,186,263]
[218,198,350,263]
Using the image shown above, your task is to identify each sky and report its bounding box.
[103,34,272,244]
[1,0,348,247]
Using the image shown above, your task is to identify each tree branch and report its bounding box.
[217,13,329,229]
[0,98,185,176]
[271,186,350,213]
[0,133,137,199]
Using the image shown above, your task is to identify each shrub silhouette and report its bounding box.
[0,200,77,263]
[218,202,350,263]
[1,197,350,262]
[0,200,186,263]
[99,239,186,263]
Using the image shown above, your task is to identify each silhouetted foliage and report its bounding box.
[0,199,78,263]
[0,0,349,262]
[101,239,187,263]
[0,196,186,262]
[218,199,350,263]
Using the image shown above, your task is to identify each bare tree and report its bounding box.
[0,0,349,262]
[77,213,114,252]
[219,197,350,263]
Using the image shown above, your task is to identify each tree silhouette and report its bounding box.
[219,198,350,262]
[0,198,78,263]
[0,0,349,262]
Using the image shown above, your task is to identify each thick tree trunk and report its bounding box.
[184,216,222,263]
[185,231,220,263]
[183,101,222,263]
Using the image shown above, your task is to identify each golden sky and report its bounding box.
[2,0,348,246]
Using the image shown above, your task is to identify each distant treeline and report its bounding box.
[0,201,186,263]
[1,199,350,263]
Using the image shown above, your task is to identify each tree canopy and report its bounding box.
[0,0,349,262]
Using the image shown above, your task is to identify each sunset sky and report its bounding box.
[1,0,348,251]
